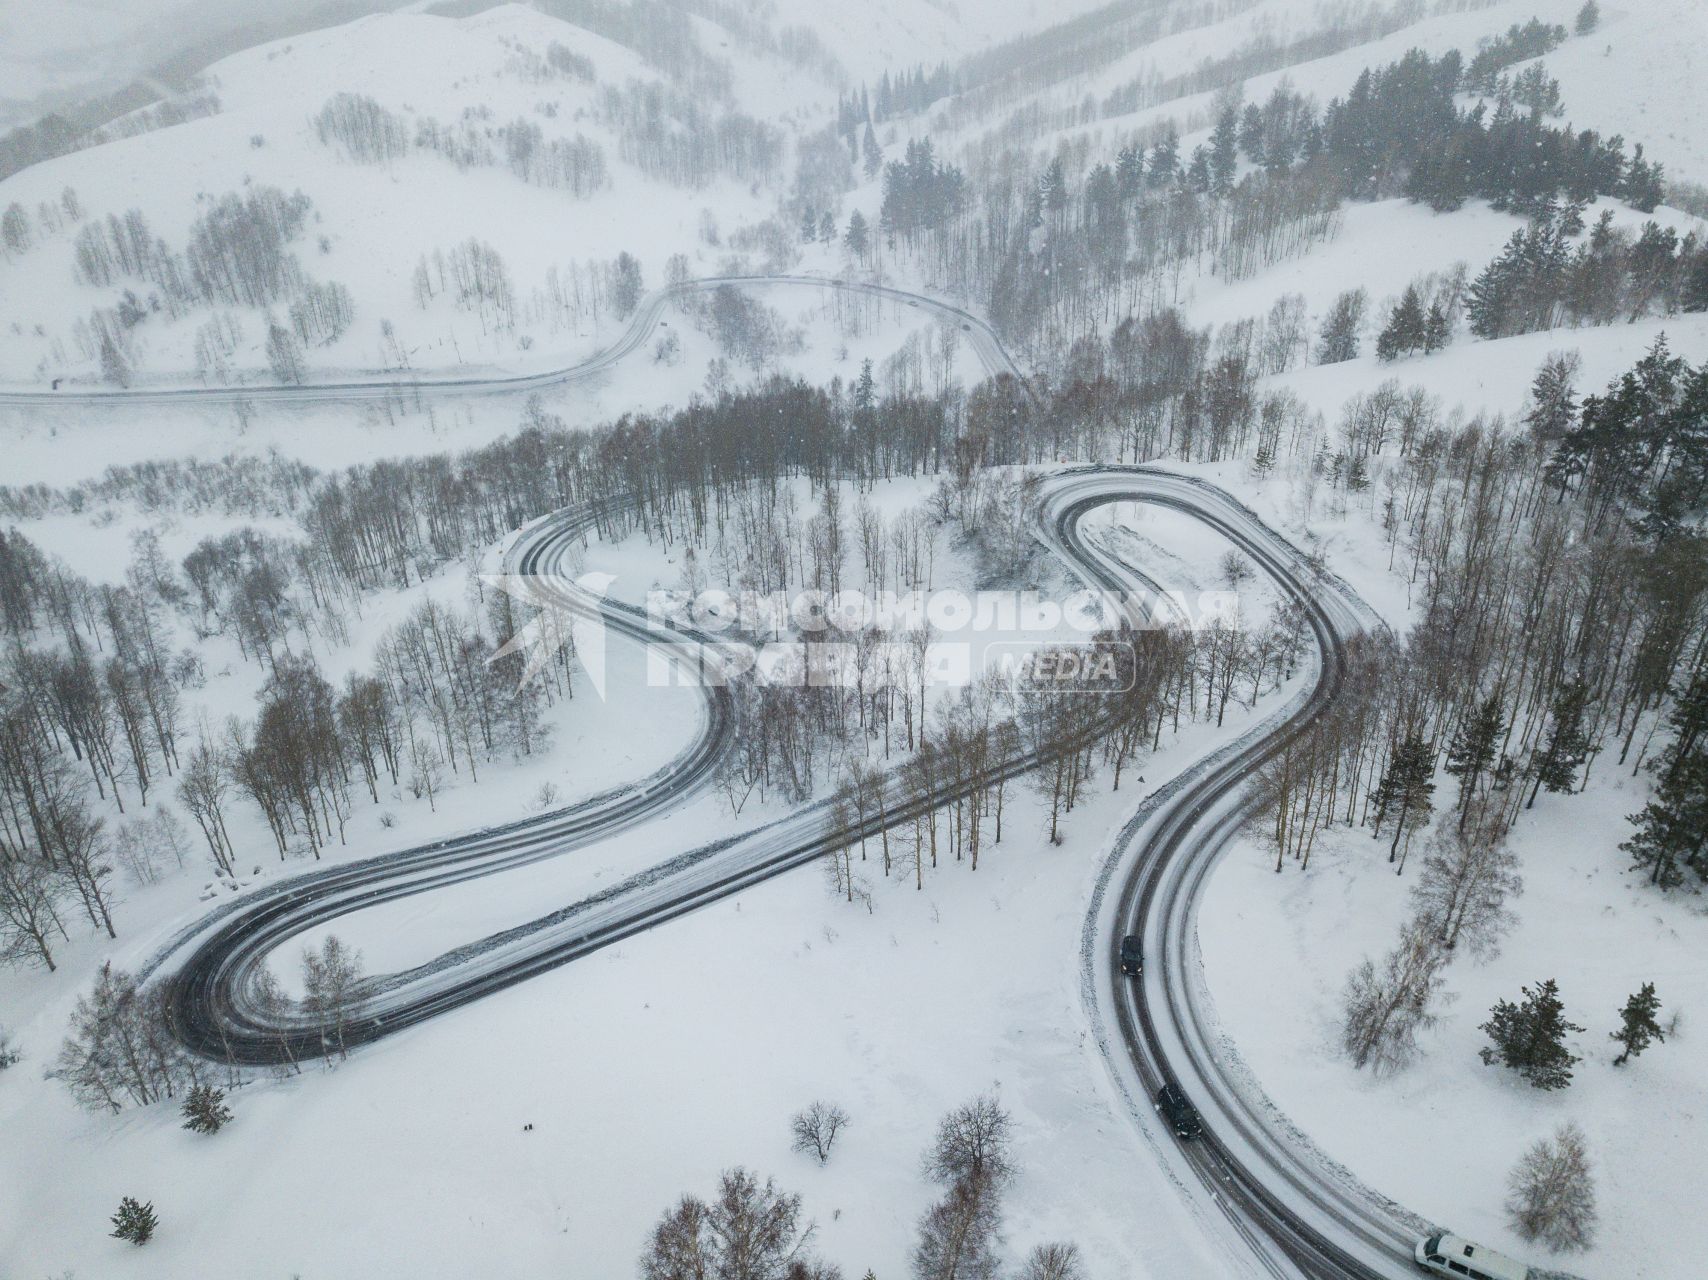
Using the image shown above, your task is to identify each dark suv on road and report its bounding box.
[1119,934,1143,976]
[1156,1083,1203,1139]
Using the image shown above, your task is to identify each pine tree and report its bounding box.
[1114,144,1143,199]
[1423,302,1451,353]
[1373,734,1436,867]
[1467,242,1517,338]
[1524,352,1581,444]
[861,123,881,179]
[1209,107,1239,195]
[1446,691,1505,830]
[99,331,131,387]
[1480,979,1584,1089]
[1375,286,1426,361]
[607,252,644,319]
[1622,144,1664,213]
[1146,130,1179,187]
[844,209,869,261]
[0,201,30,254]
[799,208,817,243]
[181,1083,233,1134]
[1528,678,1589,806]
[1253,433,1277,477]
[1574,0,1599,35]
[1185,145,1212,194]
[1238,103,1265,164]
[1316,289,1367,364]
[853,359,876,416]
[1038,157,1068,224]
[1611,982,1665,1065]
[111,1197,157,1245]
[1621,746,1708,889]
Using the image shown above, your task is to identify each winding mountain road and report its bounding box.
[0,275,1009,408]
[84,277,1435,1278]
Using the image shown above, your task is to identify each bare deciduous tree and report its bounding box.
[923,1093,1016,1189]
[176,737,236,875]
[1018,1241,1087,1280]
[1507,1122,1597,1253]
[301,934,364,1061]
[52,963,198,1111]
[912,1171,1000,1280]
[1408,817,1522,959]
[639,1168,834,1280]
[1340,920,1449,1075]
[790,1101,850,1165]
[0,852,66,970]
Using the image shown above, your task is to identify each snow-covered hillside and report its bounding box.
[3,1,1707,1278]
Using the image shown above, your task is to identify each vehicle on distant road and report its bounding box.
[1119,934,1143,976]
[1155,1082,1203,1139]
[1414,1233,1529,1280]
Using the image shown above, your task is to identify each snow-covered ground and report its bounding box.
[1173,443,1708,1279]
[5,0,1708,1276]
[1202,775,1708,1279]
[0,469,1292,1278]
[0,770,1233,1279]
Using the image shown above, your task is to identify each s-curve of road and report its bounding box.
[75,277,1428,1278]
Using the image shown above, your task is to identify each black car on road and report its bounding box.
[1119,934,1143,977]
[1156,1082,1203,1139]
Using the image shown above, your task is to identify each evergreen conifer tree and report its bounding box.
[99,331,131,387]
[1374,735,1436,867]
[1622,144,1664,213]
[111,1197,157,1245]
[1610,982,1664,1065]
[1524,352,1580,443]
[1317,289,1367,364]
[181,1084,233,1134]
[1480,979,1584,1089]
[1529,679,1590,806]
[844,209,869,261]
[1446,691,1505,830]
[1209,107,1240,195]
[1185,146,1212,194]
[1622,754,1708,888]
[1147,130,1180,187]
[1238,103,1266,164]
[1376,287,1427,360]
[1423,302,1452,353]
